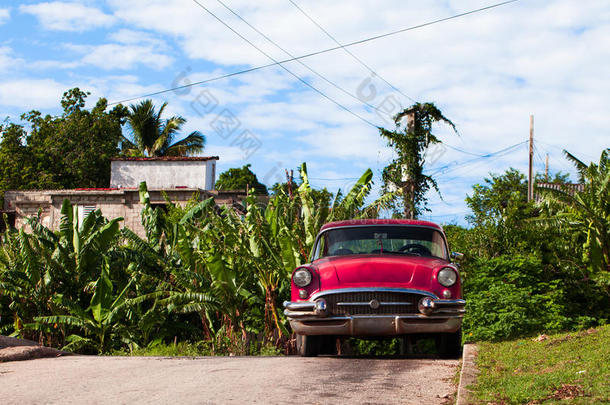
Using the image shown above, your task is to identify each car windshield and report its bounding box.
[312,226,448,260]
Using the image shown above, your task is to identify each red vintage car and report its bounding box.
[284,219,465,357]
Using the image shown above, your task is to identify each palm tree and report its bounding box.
[123,100,205,157]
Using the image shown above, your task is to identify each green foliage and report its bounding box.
[462,255,572,341]
[380,102,457,218]
[448,164,609,343]
[0,123,35,204]
[123,99,205,157]
[17,88,126,190]
[2,141,608,355]
[0,199,126,346]
[348,338,401,356]
[215,164,268,195]
[538,149,610,291]
[0,88,128,206]
[1,160,384,354]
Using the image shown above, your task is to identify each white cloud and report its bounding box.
[20,2,114,31]
[1,0,608,225]
[206,145,248,165]
[30,59,80,70]
[80,44,173,70]
[30,41,173,71]
[110,0,607,157]
[107,29,166,48]
[0,46,23,71]
[0,8,9,25]
[0,79,66,109]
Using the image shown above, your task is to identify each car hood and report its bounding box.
[312,254,448,289]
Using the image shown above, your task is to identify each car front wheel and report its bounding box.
[296,334,319,357]
[436,329,462,359]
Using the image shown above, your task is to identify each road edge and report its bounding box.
[456,343,478,405]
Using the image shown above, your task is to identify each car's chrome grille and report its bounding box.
[318,291,424,316]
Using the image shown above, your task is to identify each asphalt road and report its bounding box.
[0,355,458,404]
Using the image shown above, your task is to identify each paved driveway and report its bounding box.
[0,356,458,404]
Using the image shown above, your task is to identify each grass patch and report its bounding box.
[472,325,610,404]
[111,341,213,357]
[111,340,283,357]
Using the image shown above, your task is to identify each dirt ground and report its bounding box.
[0,355,458,404]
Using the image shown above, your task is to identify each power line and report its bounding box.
[533,141,575,174]
[287,0,416,103]
[444,143,489,157]
[108,0,520,106]
[431,140,526,175]
[533,143,546,171]
[428,140,527,176]
[214,0,391,119]
[437,142,529,182]
[188,0,379,128]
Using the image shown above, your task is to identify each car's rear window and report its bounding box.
[312,226,448,260]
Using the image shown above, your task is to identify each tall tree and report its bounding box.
[215,164,268,195]
[0,88,127,194]
[124,100,205,157]
[380,102,456,219]
[0,123,36,203]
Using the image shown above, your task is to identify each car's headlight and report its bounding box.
[293,268,312,287]
[437,268,457,287]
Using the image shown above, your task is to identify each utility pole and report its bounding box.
[403,110,416,219]
[528,115,534,202]
[545,154,549,182]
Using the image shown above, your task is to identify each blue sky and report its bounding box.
[0,0,608,224]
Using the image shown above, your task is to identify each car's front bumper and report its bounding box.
[283,288,465,336]
[286,314,463,336]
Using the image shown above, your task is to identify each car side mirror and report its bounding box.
[451,252,464,261]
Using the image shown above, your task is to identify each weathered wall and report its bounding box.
[4,189,244,237]
[110,160,217,190]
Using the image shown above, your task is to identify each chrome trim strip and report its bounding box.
[336,302,413,306]
[283,301,316,310]
[311,287,438,301]
[284,292,465,319]
[288,316,463,335]
[435,309,466,314]
[287,313,464,320]
[433,299,466,305]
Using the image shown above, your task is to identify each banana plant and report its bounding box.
[33,258,133,353]
[539,148,610,291]
[0,227,59,342]
[0,201,123,342]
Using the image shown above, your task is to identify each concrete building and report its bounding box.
[110,157,217,189]
[2,156,245,237]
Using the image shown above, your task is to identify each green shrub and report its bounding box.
[462,255,572,341]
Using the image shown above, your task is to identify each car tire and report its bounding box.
[297,334,319,357]
[318,336,337,355]
[399,336,414,356]
[436,329,462,359]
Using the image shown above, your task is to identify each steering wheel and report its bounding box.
[398,243,431,256]
[332,248,354,256]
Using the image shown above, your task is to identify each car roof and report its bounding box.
[319,219,443,232]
